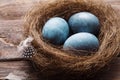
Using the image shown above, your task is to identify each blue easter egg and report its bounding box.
[63,33,99,51]
[42,17,69,45]
[68,12,100,35]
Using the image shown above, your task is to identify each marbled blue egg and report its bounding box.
[68,12,100,35]
[63,33,99,51]
[42,17,69,45]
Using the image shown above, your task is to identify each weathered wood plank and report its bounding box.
[0,58,120,80]
[0,61,40,79]
[0,0,120,80]
[91,58,120,80]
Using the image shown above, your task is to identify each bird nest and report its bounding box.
[24,0,120,80]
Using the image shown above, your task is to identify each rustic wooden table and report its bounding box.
[0,0,120,80]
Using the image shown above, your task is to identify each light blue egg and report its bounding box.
[68,12,100,35]
[63,33,99,51]
[42,17,69,45]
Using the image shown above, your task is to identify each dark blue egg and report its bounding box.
[68,12,100,35]
[42,17,69,45]
[63,33,99,51]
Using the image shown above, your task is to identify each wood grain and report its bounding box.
[0,0,119,80]
[0,58,120,80]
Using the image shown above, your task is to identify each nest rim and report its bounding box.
[24,0,120,79]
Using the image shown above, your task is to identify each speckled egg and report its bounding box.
[42,17,69,45]
[63,32,99,51]
[68,12,100,35]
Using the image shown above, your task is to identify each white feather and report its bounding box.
[17,36,34,53]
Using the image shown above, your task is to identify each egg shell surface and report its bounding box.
[63,32,99,51]
[68,12,100,35]
[42,17,69,45]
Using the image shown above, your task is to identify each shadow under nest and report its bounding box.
[24,0,120,80]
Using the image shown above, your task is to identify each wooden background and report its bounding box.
[0,0,120,80]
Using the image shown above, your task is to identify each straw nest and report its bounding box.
[24,0,120,80]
